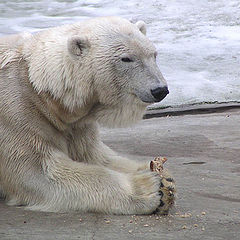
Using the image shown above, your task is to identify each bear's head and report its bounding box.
[27,17,168,127]
[67,17,168,127]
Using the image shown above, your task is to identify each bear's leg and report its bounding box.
[83,143,176,214]
[68,123,150,173]
[88,142,156,173]
[98,146,176,214]
[67,123,175,213]
[21,150,164,214]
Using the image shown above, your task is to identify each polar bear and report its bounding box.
[0,17,175,214]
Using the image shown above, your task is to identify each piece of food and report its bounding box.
[150,156,167,174]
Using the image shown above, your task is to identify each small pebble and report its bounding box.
[194,224,198,227]
[201,211,206,215]
[180,213,192,218]
[143,224,149,227]
[182,225,187,229]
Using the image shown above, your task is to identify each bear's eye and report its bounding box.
[154,52,158,59]
[121,57,133,62]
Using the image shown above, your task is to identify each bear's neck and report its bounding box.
[82,97,147,128]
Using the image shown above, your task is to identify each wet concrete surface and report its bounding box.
[1,109,240,240]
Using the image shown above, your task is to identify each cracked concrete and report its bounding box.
[1,108,240,240]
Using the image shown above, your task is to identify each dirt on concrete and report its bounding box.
[1,108,240,240]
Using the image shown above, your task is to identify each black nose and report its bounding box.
[151,87,169,102]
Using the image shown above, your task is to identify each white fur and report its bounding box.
[0,17,169,214]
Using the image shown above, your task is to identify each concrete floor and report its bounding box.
[1,108,240,240]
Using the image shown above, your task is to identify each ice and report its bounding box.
[0,0,239,108]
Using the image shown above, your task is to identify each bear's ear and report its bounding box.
[135,21,147,35]
[67,36,90,58]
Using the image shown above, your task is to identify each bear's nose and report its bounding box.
[151,86,169,102]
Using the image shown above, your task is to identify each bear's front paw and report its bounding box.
[130,170,166,214]
[154,169,176,215]
[149,157,176,215]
